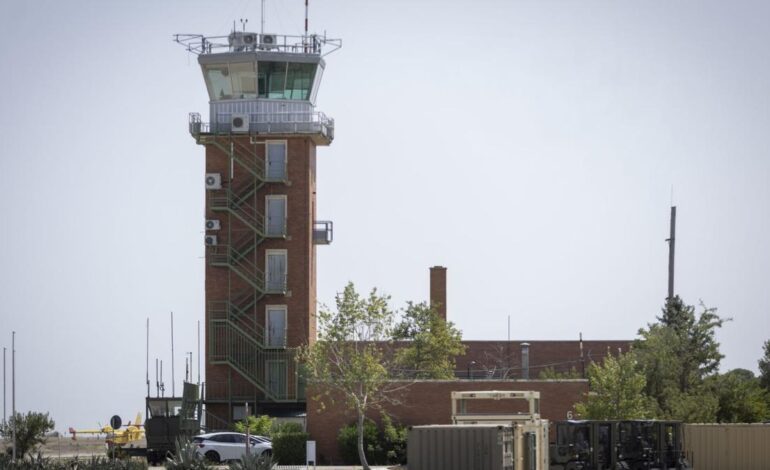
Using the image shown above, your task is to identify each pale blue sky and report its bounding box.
[1,0,769,431]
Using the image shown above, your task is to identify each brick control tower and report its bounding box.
[175,28,340,426]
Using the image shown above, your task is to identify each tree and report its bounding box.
[392,302,466,379]
[301,283,405,470]
[759,340,770,391]
[634,297,728,421]
[539,366,582,380]
[574,351,652,420]
[709,369,769,423]
[0,411,55,458]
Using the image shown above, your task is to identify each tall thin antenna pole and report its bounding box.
[11,331,16,462]
[146,318,150,398]
[160,360,164,398]
[261,0,265,36]
[3,346,6,427]
[171,312,175,397]
[667,206,677,302]
[304,0,309,39]
[197,320,201,387]
[155,358,159,397]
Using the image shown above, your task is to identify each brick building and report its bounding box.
[179,31,340,427]
[178,28,630,458]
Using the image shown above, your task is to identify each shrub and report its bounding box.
[233,415,273,437]
[0,411,56,458]
[272,431,308,465]
[227,453,276,470]
[381,414,407,465]
[337,419,385,465]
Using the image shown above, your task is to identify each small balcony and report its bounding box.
[313,221,333,245]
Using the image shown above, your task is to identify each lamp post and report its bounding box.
[467,361,476,381]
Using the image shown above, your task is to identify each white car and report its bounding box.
[192,432,272,463]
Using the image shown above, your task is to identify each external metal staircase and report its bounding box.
[193,129,296,402]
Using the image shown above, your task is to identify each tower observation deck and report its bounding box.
[176,32,340,142]
[176,29,340,426]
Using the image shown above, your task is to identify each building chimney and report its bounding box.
[521,342,530,379]
[429,266,447,321]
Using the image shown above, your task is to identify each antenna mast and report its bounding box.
[666,206,676,302]
[146,318,150,397]
[261,0,266,36]
[305,0,309,40]
[170,312,175,397]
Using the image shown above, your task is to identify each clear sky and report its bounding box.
[1,0,768,432]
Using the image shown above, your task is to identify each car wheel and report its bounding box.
[204,450,221,463]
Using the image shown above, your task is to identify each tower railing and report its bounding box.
[189,111,334,140]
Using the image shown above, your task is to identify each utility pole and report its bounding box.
[666,206,676,302]
[12,331,16,462]
[3,346,6,427]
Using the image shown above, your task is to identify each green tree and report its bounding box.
[634,297,728,421]
[0,411,55,458]
[759,340,770,391]
[574,351,652,420]
[392,302,466,379]
[301,283,405,470]
[709,369,769,423]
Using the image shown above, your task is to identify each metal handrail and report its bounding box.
[189,111,334,137]
[174,32,341,58]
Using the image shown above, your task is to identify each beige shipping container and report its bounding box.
[684,423,770,470]
[408,425,514,470]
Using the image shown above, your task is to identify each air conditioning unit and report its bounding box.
[205,235,218,246]
[205,173,222,190]
[229,32,258,52]
[231,113,250,133]
[260,34,278,50]
[205,219,221,231]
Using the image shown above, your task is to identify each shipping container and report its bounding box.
[684,423,770,470]
[408,424,514,470]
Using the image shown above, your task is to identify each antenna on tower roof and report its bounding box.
[261,0,266,36]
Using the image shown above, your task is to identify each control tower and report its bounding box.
[176,30,340,425]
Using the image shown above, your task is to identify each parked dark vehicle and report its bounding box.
[549,420,690,470]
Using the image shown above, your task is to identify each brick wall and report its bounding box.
[306,379,588,464]
[204,136,317,418]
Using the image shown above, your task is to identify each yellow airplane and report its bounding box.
[69,413,144,447]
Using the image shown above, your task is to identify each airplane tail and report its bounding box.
[133,412,142,426]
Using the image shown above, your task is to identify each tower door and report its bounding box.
[266,141,286,180]
[266,196,286,237]
[266,306,287,348]
[266,360,287,399]
[266,250,287,292]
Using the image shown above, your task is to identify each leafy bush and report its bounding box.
[233,415,273,436]
[0,411,56,458]
[337,419,384,465]
[381,414,407,465]
[270,421,303,435]
[272,431,308,465]
[337,415,408,465]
